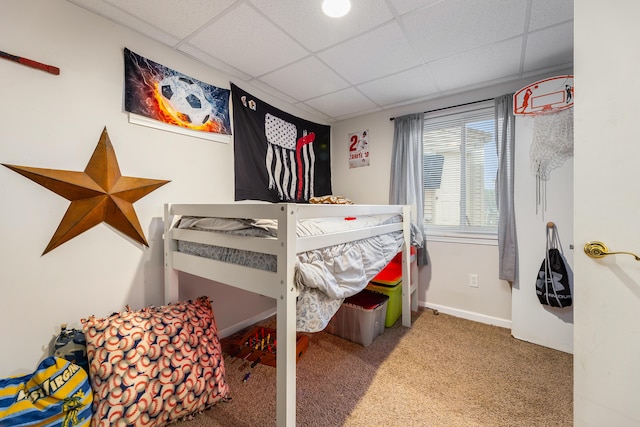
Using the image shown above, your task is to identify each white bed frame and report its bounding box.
[163,203,417,427]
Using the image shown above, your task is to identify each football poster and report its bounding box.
[349,130,370,168]
[124,48,231,135]
[231,83,332,203]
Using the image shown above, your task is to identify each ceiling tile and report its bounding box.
[389,0,441,16]
[523,22,573,73]
[246,79,301,105]
[529,0,573,31]
[403,0,528,63]
[66,0,574,122]
[103,0,236,39]
[178,44,252,80]
[357,66,440,106]
[318,22,422,84]
[67,0,180,45]
[304,87,378,118]
[259,57,350,101]
[427,38,523,92]
[185,3,308,77]
[250,0,394,52]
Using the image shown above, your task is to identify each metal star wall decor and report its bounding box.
[3,127,170,254]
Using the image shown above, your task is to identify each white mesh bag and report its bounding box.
[529,108,574,212]
[530,108,574,181]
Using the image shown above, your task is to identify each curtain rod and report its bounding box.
[389,97,494,121]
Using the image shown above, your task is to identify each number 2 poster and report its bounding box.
[349,130,369,168]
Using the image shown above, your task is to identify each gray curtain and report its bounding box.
[389,113,428,266]
[495,94,517,282]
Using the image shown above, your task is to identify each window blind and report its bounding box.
[423,103,498,236]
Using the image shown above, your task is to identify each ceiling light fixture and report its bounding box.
[322,0,351,18]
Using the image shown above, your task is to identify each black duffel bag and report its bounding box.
[536,223,572,308]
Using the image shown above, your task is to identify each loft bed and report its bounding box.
[163,202,417,427]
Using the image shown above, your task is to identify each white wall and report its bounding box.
[0,0,321,377]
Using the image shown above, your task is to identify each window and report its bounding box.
[423,101,498,240]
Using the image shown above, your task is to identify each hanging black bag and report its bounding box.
[536,223,572,308]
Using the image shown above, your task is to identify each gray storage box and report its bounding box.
[325,290,389,346]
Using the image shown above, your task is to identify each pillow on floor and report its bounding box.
[0,356,93,426]
[81,296,229,426]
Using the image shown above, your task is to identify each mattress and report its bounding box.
[175,214,404,332]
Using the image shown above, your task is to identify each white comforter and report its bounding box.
[176,214,404,332]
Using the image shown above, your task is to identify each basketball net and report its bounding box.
[529,107,574,213]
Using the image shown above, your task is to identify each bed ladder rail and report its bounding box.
[401,205,416,327]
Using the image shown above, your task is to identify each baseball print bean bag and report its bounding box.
[81,296,229,426]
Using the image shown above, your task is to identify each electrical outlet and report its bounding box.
[469,273,479,288]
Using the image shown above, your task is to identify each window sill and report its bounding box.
[426,233,498,246]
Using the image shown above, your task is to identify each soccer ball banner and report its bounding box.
[124,48,231,135]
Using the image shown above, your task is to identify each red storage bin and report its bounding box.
[371,246,416,286]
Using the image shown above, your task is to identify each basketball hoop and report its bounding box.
[514,76,574,213]
[513,75,574,116]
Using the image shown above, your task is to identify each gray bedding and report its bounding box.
[176,214,404,332]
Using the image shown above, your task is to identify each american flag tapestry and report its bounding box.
[232,83,332,202]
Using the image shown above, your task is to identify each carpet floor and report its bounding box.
[172,309,572,426]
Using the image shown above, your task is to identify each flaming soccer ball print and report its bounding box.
[124,48,231,135]
[231,83,331,203]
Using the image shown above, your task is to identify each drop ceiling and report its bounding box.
[66,0,573,122]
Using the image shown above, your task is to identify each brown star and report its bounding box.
[3,127,170,254]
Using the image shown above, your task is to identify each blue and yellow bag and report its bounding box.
[0,357,92,427]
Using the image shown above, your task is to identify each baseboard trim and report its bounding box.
[218,307,277,339]
[420,301,512,329]
[218,303,512,337]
